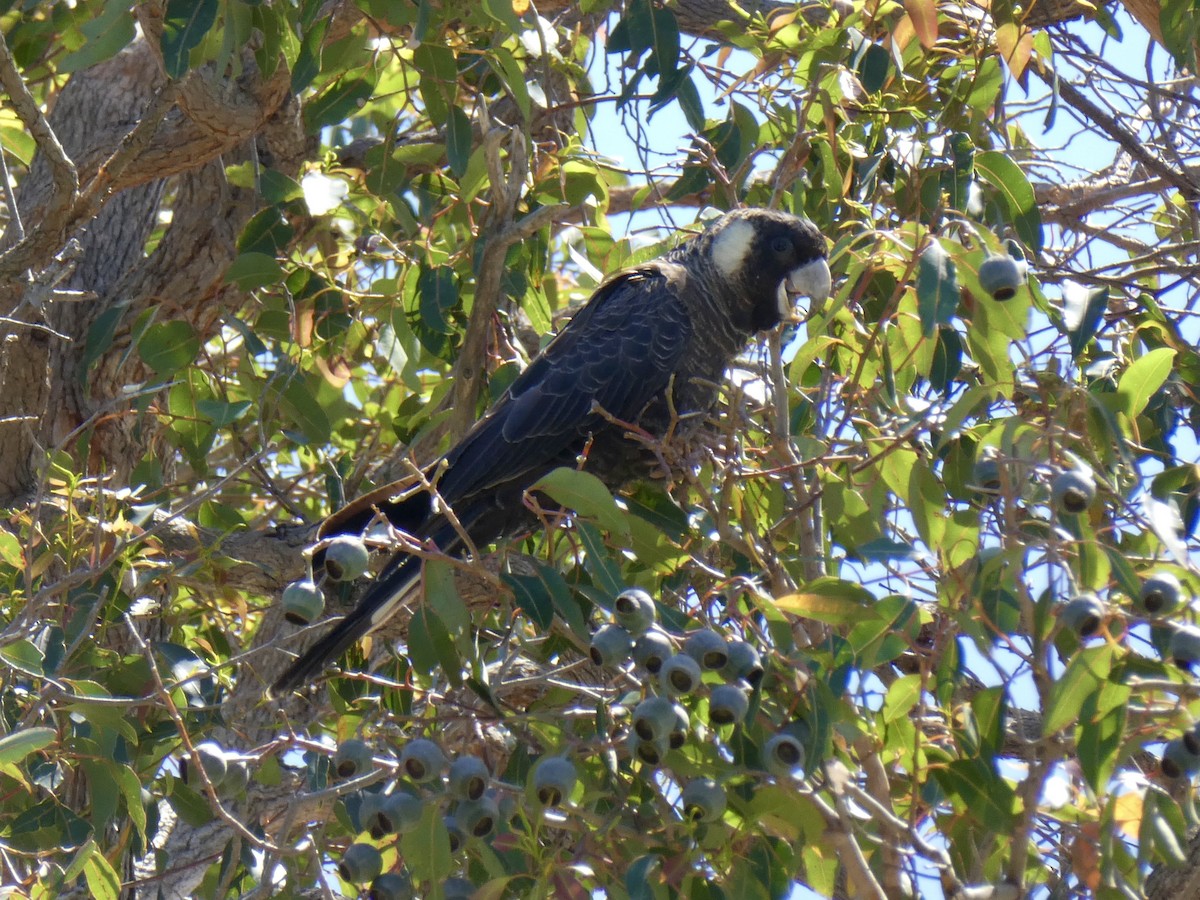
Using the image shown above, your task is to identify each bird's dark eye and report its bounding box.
[770,235,792,255]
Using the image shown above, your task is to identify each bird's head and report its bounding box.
[694,208,832,334]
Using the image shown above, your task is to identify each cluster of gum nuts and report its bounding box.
[319,588,804,897]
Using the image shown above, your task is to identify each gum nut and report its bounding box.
[338,843,383,883]
[1169,625,1200,669]
[633,629,674,674]
[1139,573,1183,616]
[614,588,658,635]
[323,535,371,581]
[447,755,491,801]
[683,629,729,670]
[669,703,690,749]
[1050,469,1096,515]
[220,760,250,795]
[369,872,414,900]
[456,794,500,839]
[1060,593,1105,638]
[399,738,446,783]
[628,729,671,767]
[332,738,375,780]
[358,790,387,837]
[191,741,228,786]
[589,623,634,667]
[764,732,806,778]
[1161,735,1200,779]
[660,653,703,696]
[978,254,1024,300]
[709,682,751,725]
[532,756,577,807]
[443,814,465,853]
[722,640,764,686]
[378,791,424,835]
[973,457,1002,493]
[632,696,678,742]
[681,777,727,823]
[282,579,325,625]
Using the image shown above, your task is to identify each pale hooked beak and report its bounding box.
[777,257,833,318]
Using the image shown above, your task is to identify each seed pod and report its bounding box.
[1139,573,1184,616]
[722,640,764,686]
[1169,624,1200,670]
[628,729,671,766]
[633,629,674,674]
[978,254,1024,300]
[369,872,414,900]
[323,535,371,581]
[660,653,703,696]
[281,579,325,625]
[681,777,727,823]
[683,629,729,670]
[338,843,383,883]
[532,756,577,807]
[763,732,805,779]
[332,739,375,780]
[709,682,751,726]
[1060,593,1105,638]
[447,755,490,801]
[456,794,500,838]
[589,623,634,667]
[632,696,678,743]
[1050,469,1096,515]
[614,588,658,635]
[1161,733,1200,779]
[378,791,424,835]
[399,738,446,783]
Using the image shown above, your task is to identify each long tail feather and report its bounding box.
[269,554,422,697]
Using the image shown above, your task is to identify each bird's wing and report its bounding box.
[434,263,693,505]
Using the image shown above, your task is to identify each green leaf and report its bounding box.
[0,727,55,764]
[971,685,1006,760]
[975,150,1043,251]
[773,578,877,624]
[576,522,625,599]
[1076,679,1128,792]
[446,106,472,178]
[160,0,218,79]
[139,321,200,377]
[0,529,23,567]
[933,757,1017,827]
[82,842,121,900]
[907,462,946,549]
[1064,285,1108,358]
[501,571,555,631]
[291,18,329,93]
[225,252,284,290]
[882,673,921,724]
[0,639,45,676]
[1043,644,1115,735]
[418,266,459,335]
[423,559,471,654]
[530,467,631,539]
[481,0,523,32]
[916,240,958,338]
[400,800,454,883]
[1116,348,1176,418]
[60,4,135,73]
[237,208,294,256]
[304,75,377,132]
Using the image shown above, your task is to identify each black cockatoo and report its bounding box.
[271,208,831,696]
